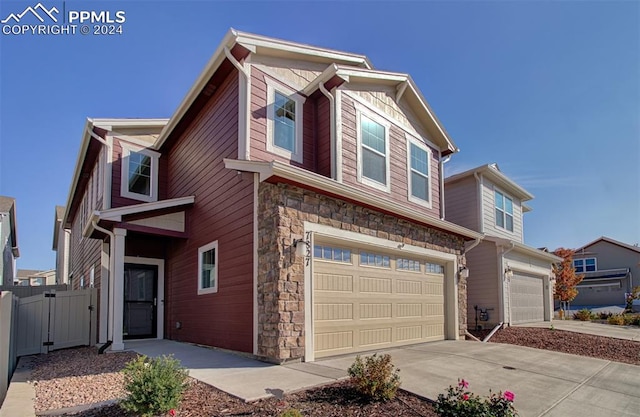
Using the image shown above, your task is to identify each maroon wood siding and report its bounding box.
[341,95,441,217]
[250,67,318,171]
[163,70,254,354]
[316,95,332,178]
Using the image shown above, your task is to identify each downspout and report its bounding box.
[473,172,484,232]
[92,220,114,352]
[224,47,251,160]
[439,155,451,220]
[87,129,108,146]
[318,83,337,180]
[499,242,516,325]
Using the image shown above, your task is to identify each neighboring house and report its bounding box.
[445,164,561,329]
[0,196,19,286]
[15,269,57,286]
[571,237,640,307]
[52,205,70,285]
[61,29,482,363]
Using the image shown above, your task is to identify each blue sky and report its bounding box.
[1,0,638,270]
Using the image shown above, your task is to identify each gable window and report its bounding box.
[266,78,305,163]
[495,190,514,232]
[120,144,160,202]
[574,258,596,273]
[357,108,390,192]
[407,138,432,206]
[198,240,218,295]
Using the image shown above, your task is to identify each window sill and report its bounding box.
[197,287,218,295]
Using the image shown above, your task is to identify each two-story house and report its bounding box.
[571,236,639,307]
[60,29,483,363]
[0,196,20,286]
[445,164,561,329]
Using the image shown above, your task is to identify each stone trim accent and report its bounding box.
[257,182,467,362]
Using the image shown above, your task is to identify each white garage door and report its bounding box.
[510,273,544,324]
[313,241,445,358]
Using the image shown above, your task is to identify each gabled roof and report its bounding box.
[0,196,19,257]
[485,236,562,263]
[576,236,640,255]
[155,29,458,154]
[445,163,534,201]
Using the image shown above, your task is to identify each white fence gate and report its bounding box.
[16,289,96,356]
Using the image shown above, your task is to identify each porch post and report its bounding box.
[99,242,109,344]
[111,228,127,351]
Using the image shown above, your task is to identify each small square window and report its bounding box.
[198,241,218,295]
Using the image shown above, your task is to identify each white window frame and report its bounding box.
[356,104,391,192]
[120,143,160,203]
[198,240,219,295]
[494,189,514,232]
[406,135,433,207]
[574,257,597,273]
[265,78,305,163]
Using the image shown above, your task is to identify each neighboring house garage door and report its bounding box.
[313,241,445,359]
[510,272,544,324]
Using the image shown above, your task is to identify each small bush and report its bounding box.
[347,353,401,401]
[435,379,518,417]
[607,314,625,325]
[598,311,613,320]
[279,409,304,417]
[120,355,189,417]
[631,315,640,326]
[573,309,594,321]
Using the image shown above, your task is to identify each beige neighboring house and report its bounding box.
[571,237,640,307]
[445,164,561,329]
[15,269,57,286]
[0,196,20,286]
[52,205,70,285]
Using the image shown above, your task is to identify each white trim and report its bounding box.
[112,134,159,149]
[265,77,305,163]
[303,221,459,362]
[344,90,440,152]
[124,256,165,340]
[253,173,259,355]
[355,104,391,192]
[406,134,433,208]
[493,187,514,233]
[224,158,484,240]
[98,196,195,222]
[197,240,219,295]
[119,143,160,203]
[99,242,109,344]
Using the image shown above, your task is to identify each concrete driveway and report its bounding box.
[314,341,640,417]
[127,339,640,417]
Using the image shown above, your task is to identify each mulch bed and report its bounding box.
[469,326,640,365]
[54,380,438,416]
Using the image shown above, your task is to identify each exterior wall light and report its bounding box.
[504,266,514,281]
[459,266,469,279]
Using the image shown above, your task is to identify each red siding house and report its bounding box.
[61,30,482,363]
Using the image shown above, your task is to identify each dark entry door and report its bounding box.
[124,264,157,339]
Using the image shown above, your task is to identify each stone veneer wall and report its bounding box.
[257,182,467,363]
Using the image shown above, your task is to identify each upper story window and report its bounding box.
[574,258,596,273]
[357,108,390,192]
[198,240,218,295]
[407,138,432,206]
[495,190,514,232]
[266,78,305,163]
[120,144,160,202]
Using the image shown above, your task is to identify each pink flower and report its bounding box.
[463,394,469,401]
[458,379,469,389]
[169,410,176,417]
[504,391,515,402]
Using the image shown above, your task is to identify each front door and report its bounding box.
[124,264,158,339]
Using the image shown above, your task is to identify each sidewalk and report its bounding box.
[0,357,36,417]
[519,320,640,341]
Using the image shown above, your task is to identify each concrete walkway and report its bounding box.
[0,357,36,417]
[519,320,640,341]
[128,339,640,417]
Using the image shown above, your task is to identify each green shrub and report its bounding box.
[573,309,594,321]
[632,315,640,326]
[435,379,518,417]
[607,314,625,325]
[347,353,401,401]
[598,311,613,320]
[279,409,304,417]
[120,355,189,417]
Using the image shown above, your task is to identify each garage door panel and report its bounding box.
[313,247,446,358]
[510,273,544,324]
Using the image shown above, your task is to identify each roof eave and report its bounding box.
[62,118,94,228]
